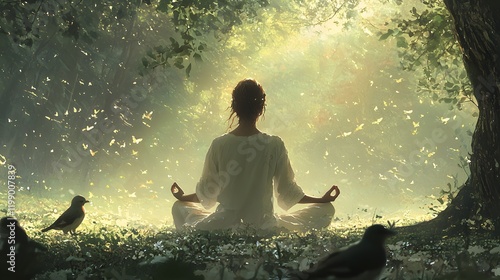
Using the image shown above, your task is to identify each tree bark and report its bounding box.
[431,0,500,232]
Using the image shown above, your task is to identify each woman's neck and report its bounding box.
[230,120,260,136]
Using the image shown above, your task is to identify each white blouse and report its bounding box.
[195,133,305,229]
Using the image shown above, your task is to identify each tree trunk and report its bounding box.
[423,0,500,234]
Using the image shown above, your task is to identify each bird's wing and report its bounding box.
[47,208,78,229]
[306,250,353,277]
[306,243,379,278]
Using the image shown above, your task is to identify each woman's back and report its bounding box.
[196,133,304,227]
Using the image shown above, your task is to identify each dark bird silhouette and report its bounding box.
[296,224,396,280]
[151,259,205,280]
[1,216,47,280]
[1,216,28,244]
[41,195,89,235]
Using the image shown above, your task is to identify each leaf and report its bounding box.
[157,0,169,12]
[396,36,408,48]
[441,98,454,103]
[169,37,179,49]
[23,38,33,47]
[193,53,202,62]
[142,111,153,120]
[147,49,155,59]
[433,14,443,24]
[379,29,394,40]
[185,63,192,77]
[132,135,143,144]
[372,117,383,125]
[468,245,485,255]
[490,246,500,254]
[174,57,184,69]
[354,123,364,132]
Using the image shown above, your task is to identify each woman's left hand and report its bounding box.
[321,185,340,202]
[171,182,185,200]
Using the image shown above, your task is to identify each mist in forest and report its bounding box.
[0,0,476,228]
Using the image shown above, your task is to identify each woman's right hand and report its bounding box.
[171,182,185,200]
[321,185,340,202]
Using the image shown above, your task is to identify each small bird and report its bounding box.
[296,224,396,280]
[42,195,89,235]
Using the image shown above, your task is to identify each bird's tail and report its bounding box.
[41,227,51,232]
[286,270,310,280]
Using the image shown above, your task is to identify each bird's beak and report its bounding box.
[85,200,90,204]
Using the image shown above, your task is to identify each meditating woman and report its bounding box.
[171,78,340,231]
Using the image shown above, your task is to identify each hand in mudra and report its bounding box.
[322,185,340,202]
[171,182,185,200]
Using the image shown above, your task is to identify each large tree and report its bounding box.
[437,0,500,232]
[381,0,500,234]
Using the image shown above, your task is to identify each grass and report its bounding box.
[2,194,500,279]
[13,222,500,280]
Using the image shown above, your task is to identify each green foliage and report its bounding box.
[140,0,269,76]
[379,0,475,111]
[292,0,361,28]
[0,0,142,46]
[426,173,462,215]
[0,0,269,77]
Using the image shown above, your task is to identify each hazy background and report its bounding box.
[0,0,476,229]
